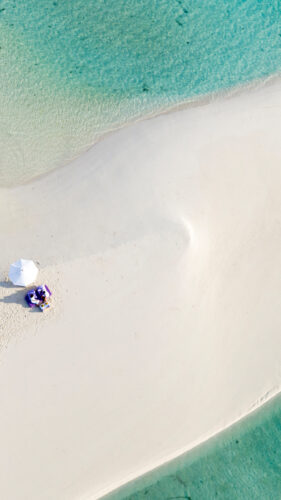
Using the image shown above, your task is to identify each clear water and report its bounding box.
[1,0,281,98]
[0,0,280,184]
[103,394,281,500]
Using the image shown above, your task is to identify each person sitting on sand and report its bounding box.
[29,291,40,306]
[36,285,51,311]
[37,285,50,301]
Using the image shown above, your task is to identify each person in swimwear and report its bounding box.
[37,285,51,310]
[29,290,40,306]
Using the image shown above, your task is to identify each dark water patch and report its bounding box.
[0,0,280,99]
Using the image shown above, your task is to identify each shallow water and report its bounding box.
[103,394,281,500]
[0,0,280,184]
[2,0,281,98]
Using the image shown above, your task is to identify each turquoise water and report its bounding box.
[0,0,280,184]
[103,394,281,500]
[1,0,281,98]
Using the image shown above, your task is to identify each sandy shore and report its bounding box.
[0,79,281,500]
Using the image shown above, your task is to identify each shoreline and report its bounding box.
[97,387,281,500]
[0,79,281,500]
[2,71,280,190]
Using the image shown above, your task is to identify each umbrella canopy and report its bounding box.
[9,259,38,287]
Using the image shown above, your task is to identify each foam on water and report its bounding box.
[103,394,281,500]
[0,0,280,185]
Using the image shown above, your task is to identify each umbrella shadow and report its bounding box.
[0,280,15,289]
[0,289,27,308]
[0,289,41,312]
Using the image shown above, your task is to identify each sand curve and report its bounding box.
[0,80,281,499]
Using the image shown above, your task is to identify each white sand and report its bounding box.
[0,79,281,500]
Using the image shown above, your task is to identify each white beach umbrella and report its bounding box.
[8,259,38,287]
